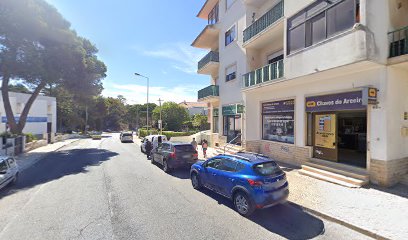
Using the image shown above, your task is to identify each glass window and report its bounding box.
[236,162,246,172]
[219,159,238,172]
[253,162,283,176]
[327,0,355,37]
[225,25,236,46]
[262,100,295,144]
[206,158,223,169]
[162,143,171,151]
[213,116,219,133]
[174,144,195,152]
[0,161,8,173]
[307,12,326,46]
[225,64,237,82]
[288,24,305,53]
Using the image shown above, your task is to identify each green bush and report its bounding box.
[138,129,198,140]
[25,133,37,143]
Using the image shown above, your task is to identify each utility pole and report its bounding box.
[85,105,88,134]
[158,98,163,134]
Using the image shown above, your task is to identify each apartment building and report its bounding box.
[192,0,408,187]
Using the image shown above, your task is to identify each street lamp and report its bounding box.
[134,73,149,134]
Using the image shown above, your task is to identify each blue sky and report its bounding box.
[45,0,209,104]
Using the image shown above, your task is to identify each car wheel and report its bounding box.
[191,173,202,190]
[140,146,144,153]
[163,160,171,173]
[234,191,255,217]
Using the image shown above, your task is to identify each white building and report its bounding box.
[193,0,408,187]
[179,101,208,116]
[0,92,57,137]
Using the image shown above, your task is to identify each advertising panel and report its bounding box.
[262,99,295,144]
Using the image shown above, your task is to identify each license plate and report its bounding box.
[183,154,191,159]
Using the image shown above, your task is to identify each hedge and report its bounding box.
[138,129,197,140]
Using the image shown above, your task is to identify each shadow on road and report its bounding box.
[169,169,190,179]
[198,188,325,239]
[0,148,118,200]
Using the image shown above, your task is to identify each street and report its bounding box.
[0,134,371,240]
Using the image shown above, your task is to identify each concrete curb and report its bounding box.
[19,138,82,172]
[289,202,390,240]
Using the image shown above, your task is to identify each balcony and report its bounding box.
[198,51,219,75]
[198,85,219,102]
[243,1,284,49]
[242,60,284,88]
[192,25,219,50]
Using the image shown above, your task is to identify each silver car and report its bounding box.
[0,156,19,190]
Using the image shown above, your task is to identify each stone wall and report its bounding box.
[245,140,311,166]
[370,158,408,187]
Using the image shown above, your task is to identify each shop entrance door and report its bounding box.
[313,113,337,161]
[337,111,367,168]
[224,115,241,145]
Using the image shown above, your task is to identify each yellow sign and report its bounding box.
[369,88,377,98]
[306,101,316,108]
[315,114,336,149]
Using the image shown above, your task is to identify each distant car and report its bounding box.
[120,132,134,143]
[0,157,19,190]
[190,152,289,217]
[140,135,168,154]
[151,142,198,173]
[91,131,102,140]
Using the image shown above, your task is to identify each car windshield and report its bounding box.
[253,161,282,176]
[174,145,195,152]
[123,133,132,137]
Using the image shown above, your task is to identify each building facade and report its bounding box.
[193,0,408,187]
[0,92,57,137]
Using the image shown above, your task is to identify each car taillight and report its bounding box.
[247,179,263,186]
[193,151,198,159]
[170,152,176,159]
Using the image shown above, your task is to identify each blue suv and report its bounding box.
[190,152,289,216]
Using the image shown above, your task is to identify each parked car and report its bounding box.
[120,132,134,143]
[152,142,198,172]
[140,135,168,154]
[190,152,289,217]
[0,157,19,190]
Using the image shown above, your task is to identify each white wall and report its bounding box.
[244,66,389,161]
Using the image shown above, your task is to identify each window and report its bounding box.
[225,64,236,82]
[218,159,238,172]
[0,161,8,173]
[174,145,195,152]
[162,143,171,151]
[208,3,219,25]
[287,0,358,54]
[225,25,236,46]
[206,158,223,169]
[253,162,283,176]
[262,100,295,144]
[213,116,219,133]
[268,51,284,64]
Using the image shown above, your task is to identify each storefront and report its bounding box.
[222,104,244,144]
[305,89,377,169]
[262,99,295,144]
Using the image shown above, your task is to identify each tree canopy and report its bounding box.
[152,102,189,132]
[0,0,106,134]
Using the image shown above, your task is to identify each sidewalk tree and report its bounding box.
[152,102,189,131]
[192,114,209,131]
[0,0,106,134]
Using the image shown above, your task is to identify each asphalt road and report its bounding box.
[0,133,372,240]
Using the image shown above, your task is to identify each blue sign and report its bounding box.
[2,116,48,123]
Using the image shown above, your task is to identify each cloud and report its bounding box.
[102,82,206,105]
[133,43,207,74]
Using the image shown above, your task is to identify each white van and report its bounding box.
[0,157,19,190]
[141,135,168,154]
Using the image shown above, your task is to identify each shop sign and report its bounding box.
[362,87,378,105]
[262,99,295,144]
[213,108,219,117]
[305,91,364,112]
[222,104,244,115]
[262,99,295,114]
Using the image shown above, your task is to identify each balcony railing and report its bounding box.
[198,85,219,100]
[198,51,219,71]
[389,26,408,58]
[208,3,219,25]
[243,1,284,43]
[243,60,284,88]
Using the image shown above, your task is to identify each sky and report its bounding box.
[45,0,210,105]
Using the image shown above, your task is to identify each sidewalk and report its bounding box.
[201,146,408,240]
[16,138,81,172]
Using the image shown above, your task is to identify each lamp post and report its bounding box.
[158,98,163,134]
[134,73,149,134]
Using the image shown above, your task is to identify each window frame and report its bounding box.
[218,158,238,172]
[225,25,236,46]
[287,0,358,55]
[0,160,9,173]
[225,64,237,82]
